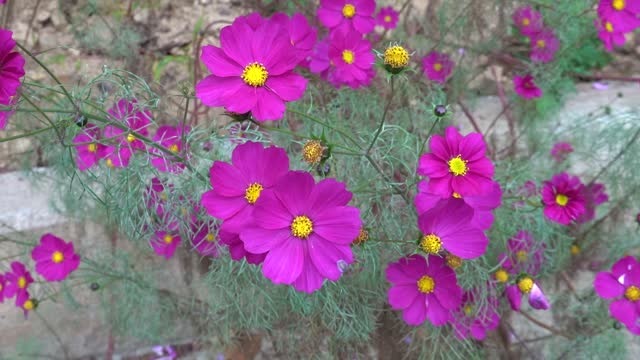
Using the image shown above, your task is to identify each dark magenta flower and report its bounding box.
[73,124,107,171]
[550,142,573,162]
[576,183,608,223]
[376,6,399,30]
[451,290,501,340]
[506,276,550,311]
[317,0,376,34]
[3,261,33,299]
[240,171,361,293]
[151,229,181,260]
[422,51,454,84]
[530,28,560,63]
[513,74,542,99]
[417,126,495,197]
[512,6,544,36]
[31,233,80,282]
[201,141,290,234]
[219,228,266,265]
[195,17,307,121]
[498,230,546,275]
[595,17,628,51]
[386,254,462,326]
[151,125,190,173]
[541,172,586,225]
[189,222,220,258]
[0,29,25,102]
[417,198,489,259]
[597,0,640,31]
[594,256,640,335]
[328,28,375,89]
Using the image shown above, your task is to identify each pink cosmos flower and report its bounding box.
[0,273,6,303]
[417,126,495,197]
[201,141,289,233]
[530,28,560,63]
[597,0,640,31]
[73,124,107,171]
[145,177,172,218]
[0,29,25,102]
[595,17,628,51]
[195,17,307,121]
[451,291,500,340]
[506,277,550,311]
[219,229,266,265]
[240,171,362,293]
[15,291,34,319]
[151,125,190,173]
[386,254,462,326]
[151,230,181,260]
[31,233,80,282]
[376,6,399,30]
[189,222,220,258]
[328,28,375,89]
[317,0,376,34]
[102,99,152,167]
[272,12,318,66]
[513,74,542,99]
[542,172,586,225]
[550,142,573,162]
[3,261,33,299]
[417,198,489,259]
[498,230,546,275]
[512,6,544,36]
[594,255,640,335]
[309,38,334,80]
[422,51,454,84]
[576,183,608,223]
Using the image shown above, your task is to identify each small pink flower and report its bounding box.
[451,290,501,340]
[541,172,586,225]
[530,28,560,63]
[151,230,181,259]
[506,277,550,311]
[597,0,640,31]
[327,28,375,89]
[151,125,190,173]
[317,0,376,34]
[0,29,25,102]
[513,74,542,99]
[73,124,107,171]
[576,183,608,223]
[219,229,266,265]
[145,177,172,218]
[498,230,546,275]
[422,51,454,84]
[189,222,220,258]
[595,17,627,51]
[271,12,318,66]
[593,255,640,335]
[102,99,153,168]
[3,261,33,299]
[550,142,573,162]
[376,6,399,30]
[512,6,544,36]
[15,291,34,319]
[31,233,80,282]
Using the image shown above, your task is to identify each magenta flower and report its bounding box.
[595,17,627,51]
[386,254,462,326]
[195,17,307,121]
[272,12,318,65]
[189,222,220,258]
[0,273,6,303]
[31,233,80,282]
[506,276,550,311]
[542,172,586,225]
[145,177,172,218]
[422,51,454,84]
[3,261,33,299]
[151,125,190,173]
[376,6,399,30]
[103,99,152,167]
[15,291,34,319]
[0,95,16,129]
[512,6,544,36]
[513,74,542,99]
[219,228,266,265]
[317,0,376,34]
[201,141,289,233]
[328,28,375,89]
[73,124,107,171]
[151,230,181,259]
[309,38,335,82]
[597,0,640,31]
[550,142,573,162]
[417,198,489,259]
[576,183,608,223]
[240,171,361,293]
[499,230,545,275]
[451,291,500,340]
[530,28,560,63]
[594,256,640,335]
[417,126,495,197]
[0,29,25,102]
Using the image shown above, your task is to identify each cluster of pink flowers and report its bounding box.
[0,234,79,318]
[595,0,640,51]
[0,28,25,129]
[594,255,640,334]
[541,172,608,225]
[512,6,560,63]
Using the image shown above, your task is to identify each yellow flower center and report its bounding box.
[420,234,442,254]
[18,276,27,289]
[302,140,324,164]
[522,18,530,26]
[244,183,264,205]
[342,50,355,64]
[452,192,462,199]
[625,286,640,301]
[463,304,473,316]
[446,253,462,269]
[613,0,625,10]
[605,21,614,33]
[417,275,435,293]
[433,62,442,71]
[241,62,268,87]
[206,233,216,242]
[570,244,580,255]
[342,4,356,18]
[169,144,179,153]
[518,277,534,294]
[159,191,168,201]
[448,155,468,176]
[516,250,528,263]
[384,15,391,22]
[163,235,174,244]
[23,299,34,311]
[495,269,509,283]
[127,134,136,143]
[52,251,64,264]
[105,158,114,168]
[555,194,568,206]
[536,39,546,48]
[88,143,97,153]
[354,227,369,245]
[384,46,409,68]
[291,215,313,238]
[0,283,2,291]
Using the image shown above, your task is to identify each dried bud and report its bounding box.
[353,227,369,245]
[446,253,462,269]
[302,140,325,165]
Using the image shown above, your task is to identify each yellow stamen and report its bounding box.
[342,50,355,65]
[448,155,468,176]
[206,233,216,242]
[555,194,568,206]
[433,62,442,71]
[342,4,356,18]
[495,269,509,283]
[625,286,640,301]
[302,140,324,164]
[241,62,269,87]
[452,192,462,199]
[463,304,473,316]
[169,144,179,153]
[570,244,580,255]
[613,0,625,11]
[384,15,391,23]
[420,234,442,254]
[18,277,27,289]
[536,39,546,48]
[522,18,530,26]
[383,45,409,69]
[244,183,264,205]
[517,277,534,294]
[163,235,174,244]
[516,250,528,263]
[52,251,64,264]
[605,21,614,33]
[23,299,34,311]
[417,275,435,293]
[291,215,313,238]
[353,227,369,245]
[126,134,136,143]
[105,158,114,168]
[88,143,97,153]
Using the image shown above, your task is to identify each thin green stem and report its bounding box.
[0,125,55,143]
[288,108,362,149]
[364,154,409,204]
[366,76,395,155]
[419,116,441,155]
